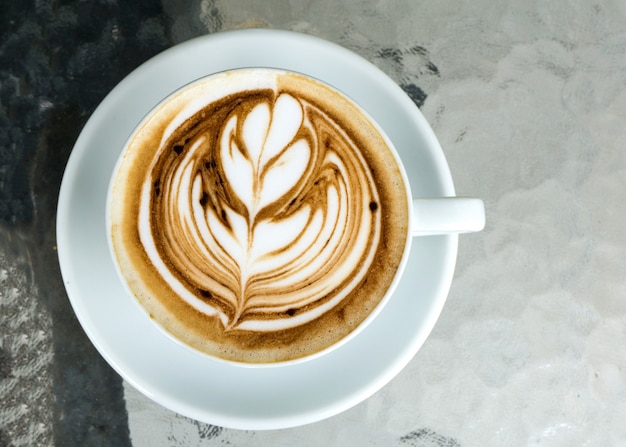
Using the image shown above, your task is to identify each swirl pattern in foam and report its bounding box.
[109,70,409,363]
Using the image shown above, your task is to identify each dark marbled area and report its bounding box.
[0,1,176,445]
[400,428,460,447]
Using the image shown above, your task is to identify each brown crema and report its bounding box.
[109,70,409,364]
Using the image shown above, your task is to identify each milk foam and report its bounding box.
[137,73,381,332]
[110,69,410,363]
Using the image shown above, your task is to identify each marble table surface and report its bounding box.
[1,1,625,446]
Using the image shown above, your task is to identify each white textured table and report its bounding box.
[1,1,625,445]
[126,2,626,445]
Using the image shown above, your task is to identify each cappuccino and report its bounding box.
[108,69,409,363]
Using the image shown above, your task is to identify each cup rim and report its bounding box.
[105,66,415,368]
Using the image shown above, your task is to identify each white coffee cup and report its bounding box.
[106,67,484,367]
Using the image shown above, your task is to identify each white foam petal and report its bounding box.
[260,94,303,170]
[259,138,310,209]
[220,117,254,212]
[242,102,270,168]
[249,205,311,270]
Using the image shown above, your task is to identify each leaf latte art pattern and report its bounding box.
[138,88,382,333]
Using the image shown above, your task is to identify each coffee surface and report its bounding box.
[109,69,409,363]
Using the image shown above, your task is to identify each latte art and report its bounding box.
[109,69,409,363]
[141,91,381,332]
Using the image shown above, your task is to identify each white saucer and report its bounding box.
[57,29,458,430]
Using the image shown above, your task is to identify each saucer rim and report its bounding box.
[56,28,458,430]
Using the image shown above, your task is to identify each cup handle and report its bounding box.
[412,197,485,236]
